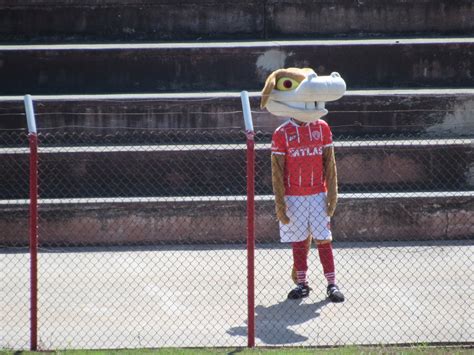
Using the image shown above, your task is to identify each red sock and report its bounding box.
[317,242,336,285]
[292,240,309,285]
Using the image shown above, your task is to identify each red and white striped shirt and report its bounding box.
[271,119,333,196]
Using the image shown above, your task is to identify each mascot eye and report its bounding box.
[276,77,300,91]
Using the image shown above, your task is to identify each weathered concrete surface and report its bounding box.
[0,0,472,42]
[0,39,473,95]
[0,142,471,199]
[1,90,474,138]
[266,0,474,38]
[0,0,265,43]
[1,194,472,246]
[2,241,472,348]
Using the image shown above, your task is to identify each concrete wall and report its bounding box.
[0,144,471,199]
[0,1,472,248]
[1,196,472,246]
[1,92,473,138]
[1,0,473,42]
[266,0,474,38]
[1,40,473,95]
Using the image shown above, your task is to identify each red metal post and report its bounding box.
[29,132,39,351]
[246,130,255,347]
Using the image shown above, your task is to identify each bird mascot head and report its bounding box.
[260,67,346,121]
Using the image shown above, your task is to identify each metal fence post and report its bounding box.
[240,91,255,348]
[24,94,38,351]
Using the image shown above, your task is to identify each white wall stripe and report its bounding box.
[0,191,471,205]
[0,139,471,155]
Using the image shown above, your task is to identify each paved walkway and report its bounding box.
[2,241,473,349]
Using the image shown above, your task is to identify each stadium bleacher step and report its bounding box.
[1,89,473,141]
[1,192,472,246]
[0,38,473,95]
[1,0,472,43]
[0,138,472,199]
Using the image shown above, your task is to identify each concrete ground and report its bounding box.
[1,240,473,350]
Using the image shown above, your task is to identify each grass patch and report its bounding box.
[1,345,472,355]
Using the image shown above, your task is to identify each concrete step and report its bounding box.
[1,0,472,43]
[0,38,473,95]
[0,140,472,199]
[1,192,472,246]
[1,89,473,140]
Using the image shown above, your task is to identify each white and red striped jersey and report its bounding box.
[271,118,333,196]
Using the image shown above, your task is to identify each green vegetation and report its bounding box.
[2,345,472,355]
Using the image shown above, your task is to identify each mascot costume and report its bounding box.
[261,67,346,302]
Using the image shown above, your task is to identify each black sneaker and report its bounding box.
[327,284,345,303]
[288,283,311,300]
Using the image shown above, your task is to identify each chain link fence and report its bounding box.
[1,117,473,349]
[1,130,31,349]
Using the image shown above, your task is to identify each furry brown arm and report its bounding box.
[323,146,338,217]
[271,154,290,224]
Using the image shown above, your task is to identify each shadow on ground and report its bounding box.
[227,298,329,344]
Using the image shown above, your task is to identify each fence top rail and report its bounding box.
[1,191,473,206]
[0,139,472,155]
